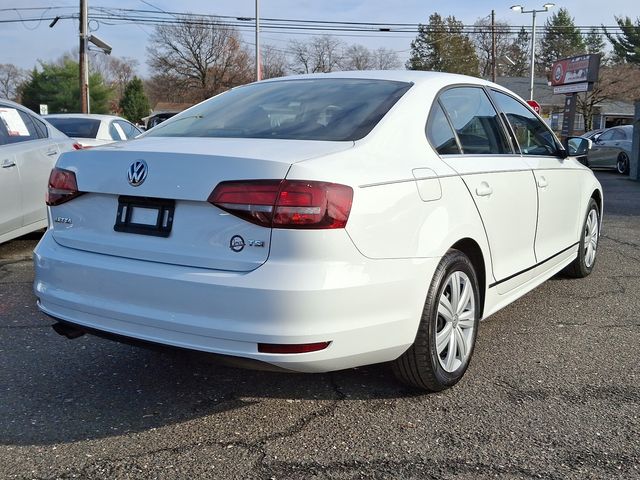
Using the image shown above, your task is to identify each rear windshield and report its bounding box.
[145,79,412,141]
[46,117,101,138]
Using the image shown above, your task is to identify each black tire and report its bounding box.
[564,198,599,278]
[616,152,630,175]
[392,249,480,392]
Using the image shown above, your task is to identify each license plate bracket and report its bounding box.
[114,196,175,237]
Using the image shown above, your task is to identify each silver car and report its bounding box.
[586,125,633,174]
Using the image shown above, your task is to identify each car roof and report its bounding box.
[45,113,126,121]
[258,70,499,92]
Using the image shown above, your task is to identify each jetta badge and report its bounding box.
[127,160,148,187]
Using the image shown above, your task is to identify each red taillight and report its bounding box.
[258,342,331,354]
[72,143,83,150]
[46,167,83,206]
[208,180,353,229]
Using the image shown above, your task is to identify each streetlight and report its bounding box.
[510,3,554,100]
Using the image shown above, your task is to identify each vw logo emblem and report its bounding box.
[128,160,148,187]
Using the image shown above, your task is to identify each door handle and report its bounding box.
[1,159,16,168]
[537,176,548,188]
[475,182,493,197]
[46,149,58,157]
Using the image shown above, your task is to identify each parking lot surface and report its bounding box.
[1,171,638,480]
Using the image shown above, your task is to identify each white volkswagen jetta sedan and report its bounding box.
[34,71,602,391]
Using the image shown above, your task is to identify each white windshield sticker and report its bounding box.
[0,108,29,136]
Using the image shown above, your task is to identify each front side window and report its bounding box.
[438,87,510,155]
[491,90,560,156]
[145,79,412,142]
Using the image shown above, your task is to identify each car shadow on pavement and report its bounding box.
[0,329,419,446]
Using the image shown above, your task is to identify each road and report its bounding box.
[1,171,638,480]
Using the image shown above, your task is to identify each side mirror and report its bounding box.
[564,136,592,157]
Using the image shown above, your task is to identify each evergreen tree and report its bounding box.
[408,13,479,76]
[584,28,606,55]
[538,8,585,72]
[20,57,112,113]
[606,16,640,64]
[119,77,150,124]
[504,27,530,76]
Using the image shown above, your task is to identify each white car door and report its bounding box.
[432,86,538,290]
[0,123,22,240]
[0,105,60,229]
[489,90,584,262]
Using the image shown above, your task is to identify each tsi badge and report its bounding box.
[229,235,265,253]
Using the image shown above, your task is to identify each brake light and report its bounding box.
[208,180,353,229]
[46,167,83,206]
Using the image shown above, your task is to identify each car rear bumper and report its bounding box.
[34,232,439,372]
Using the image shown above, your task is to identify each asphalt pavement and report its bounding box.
[0,171,638,480]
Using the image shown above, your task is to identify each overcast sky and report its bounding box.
[2,0,639,76]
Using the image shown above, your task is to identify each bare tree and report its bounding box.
[472,18,512,78]
[288,35,344,74]
[340,45,401,71]
[147,16,252,102]
[371,47,401,70]
[89,55,139,112]
[578,64,640,130]
[0,64,26,100]
[341,44,373,70]
[261,45,288,79]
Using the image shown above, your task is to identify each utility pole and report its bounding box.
[79,0,90,113]
[255,0,261,81]
[491,10,497,83]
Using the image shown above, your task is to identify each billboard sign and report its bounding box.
[551,54,601,87]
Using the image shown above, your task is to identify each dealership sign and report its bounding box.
[550,54,601,95]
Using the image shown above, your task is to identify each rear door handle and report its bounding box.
[475,182,493,197]
[537,176,548,188]
[1,159,16,168]
[46,149,58,157]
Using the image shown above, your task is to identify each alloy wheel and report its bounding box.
[617,154,629,174]
[584,208,598,268]
[436,271,476,373]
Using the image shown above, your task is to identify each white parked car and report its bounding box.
[45,114,141,148]
[34,72,602,391]
[0,100,77,244]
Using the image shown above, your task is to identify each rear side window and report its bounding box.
[438,87,510,155]
[32,116,48,138]
[115,120,141,139]
[427,102,460,154]
[47,117,101,139]
[146,79,412,142]
[491,90,560,156]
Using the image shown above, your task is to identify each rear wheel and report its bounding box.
[564,198,599,278]
[393,250,480,391]
[617,152,630,175]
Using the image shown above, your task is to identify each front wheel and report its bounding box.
[393,250,480,391]
[564,198,599,278]
[617,152,630,175]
